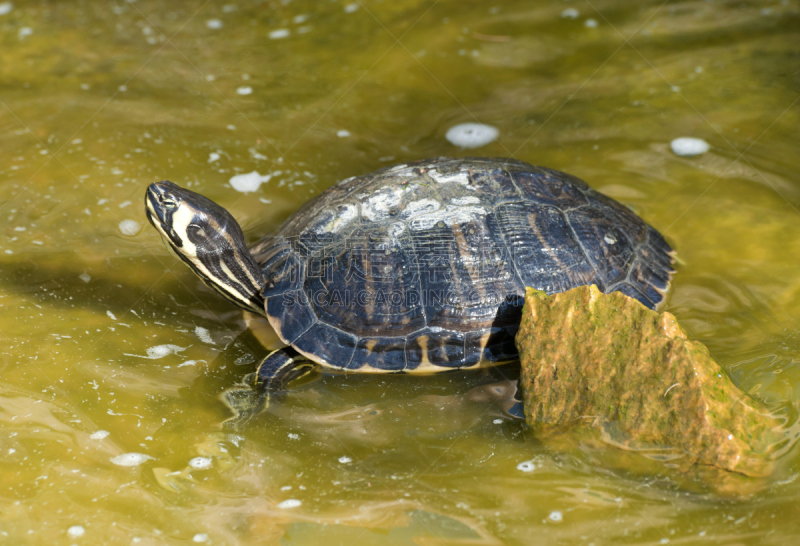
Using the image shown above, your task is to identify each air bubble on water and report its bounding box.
[0,3,13,16]
[561,8,579,18]
[90,430,110,440]
[79,273,91,283]
[670,137,709,157]
[119,219,141,236]
[517,458,542,473]
[585,18,598,28]
[269,29,290,39]
[344,3,358,13]
[189,457,212,469]
[209,152,220,162]
[338,456,352,464]
[293,14,308,24]
[67,525,85,538]
[277,499,302,509]
[236,86,252,95]
[336,129,351,138]
[125,344,187,359]
[230,171,271,193]
[110,452,153,466]
[445,123,499,149]
[206,19,223,29]
[18,27,32,40]
[548,511,563,522]
[193,533,209,543]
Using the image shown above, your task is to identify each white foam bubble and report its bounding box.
[195,326,214,344]
[338,456,352,464]
[110,453,153,466]
[206,19,223,29]
[90,430,110,440]
[0,3,13,16]
[236,86,253,95]
[269,29,290,39]
[670,137,710,157]
[229,171,271,193]
[561,8,580,18]
[79,273,91,283]
[193,533,209,543]
[189,457,212,469]
[445,123,499,149]
[549,511,563,522]
[277,499,302,509]
[336,129,351,138]
[67,525,85,538]
[125,344,187,360]
[119,219,141,236]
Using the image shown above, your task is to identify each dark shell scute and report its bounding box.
[513,170,589,208]
[292,322,358,369]
[565,209,638,287]
[265,293,316,343]
[494,204,598,294]
[352,337,407,371]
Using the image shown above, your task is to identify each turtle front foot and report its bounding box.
[220,348,316,428]
[255,347,316,394]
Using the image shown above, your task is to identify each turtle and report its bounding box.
[145,157,674,397]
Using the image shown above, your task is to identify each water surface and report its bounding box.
[1,0,800,544]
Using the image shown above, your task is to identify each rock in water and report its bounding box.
[516,285,785,493]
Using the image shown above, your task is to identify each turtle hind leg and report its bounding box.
[255,347,316,394]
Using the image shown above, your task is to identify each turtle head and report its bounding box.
[145,180,266,315]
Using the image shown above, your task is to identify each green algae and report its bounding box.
[517,285,788,496]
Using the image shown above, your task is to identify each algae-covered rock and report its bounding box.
[516,285,784,486]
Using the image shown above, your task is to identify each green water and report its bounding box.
[1,0,799,543]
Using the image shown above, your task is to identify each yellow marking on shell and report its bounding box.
[417,335,431,367]
[365,339,377,352]
[477,331,492,357]
[243,311,286,351]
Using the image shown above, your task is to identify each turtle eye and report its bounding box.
[162,198,177,210]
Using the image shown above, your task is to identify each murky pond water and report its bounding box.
[1,0,799,543]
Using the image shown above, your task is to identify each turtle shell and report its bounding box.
[250,157,674,372]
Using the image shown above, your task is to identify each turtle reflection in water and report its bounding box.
[145,157,674,412]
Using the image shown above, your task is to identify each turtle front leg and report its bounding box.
[255,347,316,393]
